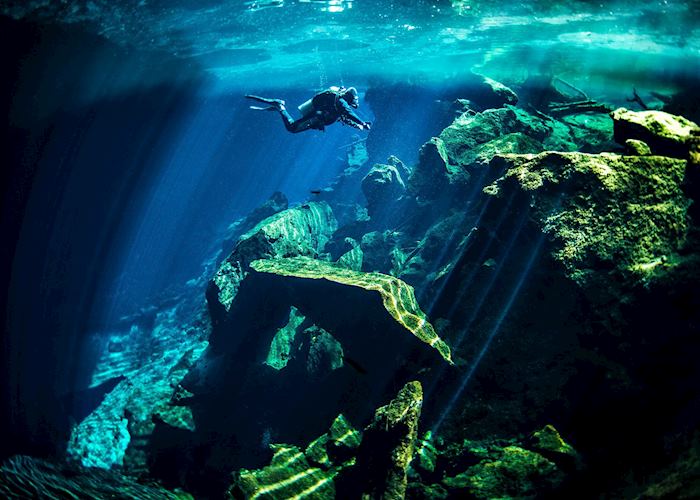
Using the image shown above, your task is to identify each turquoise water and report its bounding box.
[1,1,700,499]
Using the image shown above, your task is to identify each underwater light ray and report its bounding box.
[432,232,547,435]
[93,91,254,331]
[419,166,503,312]
[423,195,532,402]
[440,187,521,331]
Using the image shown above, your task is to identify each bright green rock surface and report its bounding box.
[354,381,424,500]
[230,415,360,499]
[265,307,306,370]
[611,108,700,159]
[230,445,335,500]
[212,202,337,312]
[531,424,577,458]
[486,151,690,290]
[250,257,453,364]
[305,414,361,468]
[442,445,560,499]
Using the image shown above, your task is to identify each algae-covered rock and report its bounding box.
[485,151,691,296]
[250,257,452,364]
[209,202,336,316]
[67,306,209,471]
[351,381,424,499]
[305,327,344,378]
[409,105,552,201]
[228,444,336,500]
[305,414,361,468]
[335,242,363,271]
[361,162,407,217]
[359,230,406,275]
[611,108,700,159]
[220,191,288,257]
[229,415,360,499]
[442,445,561,499]
[265,306,306,370]
[408,137,452,198]
[412,431,439,475]
[625,139,652,156]
[440,105,549,168]
[472,132,543,165]
[561,113,615,153]
[530,424,577,458]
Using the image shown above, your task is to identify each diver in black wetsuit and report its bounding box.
[245,86,371,133]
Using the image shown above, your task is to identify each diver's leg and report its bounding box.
[245,95,286,107]
[279,111,321,133]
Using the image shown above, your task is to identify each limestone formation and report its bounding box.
[250,257,453,364]
[361,162,406,217]
[611,107,700,159]
[352,381,424,499]
[209,202,337,315]
[485,151,691,294]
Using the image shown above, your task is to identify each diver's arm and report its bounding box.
[338,100,370,129]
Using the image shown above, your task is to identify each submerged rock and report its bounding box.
[611,108,700,159]
[249,257,452,365]
[67,305,209,471]
[219,191,288,258]
[349,381,424,499]
[228,414,361,499]
[485,151,691,298]
[361,162,407,218]
[624,139,652,156]
[442,445,561,499]
[229,444,336,500]
[440,105,549,168]
[208,201,337,319]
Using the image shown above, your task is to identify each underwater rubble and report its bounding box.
[5,74,700,499]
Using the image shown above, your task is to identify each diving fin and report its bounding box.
[249,105,278,111]
[245,95,285,107]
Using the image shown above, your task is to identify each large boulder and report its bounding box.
[611,108,700,159]
[408,106,550,201]
[218,191,288,259]
[439,105,549,167]
[347,381,424,499]
[361,162,407,218]
[485,151,691,300]
[247,257,452,365]
[208,202,337,320]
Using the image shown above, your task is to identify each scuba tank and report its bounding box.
[298,86,345,118]
[297,98,315,118]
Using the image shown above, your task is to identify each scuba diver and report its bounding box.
[245,86,371,134]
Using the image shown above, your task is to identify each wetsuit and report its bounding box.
[246,90,368,133]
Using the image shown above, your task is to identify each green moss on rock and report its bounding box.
[250,257,452,364]
[230,445,336,500]
[230,415,360,499]
[442,445,561,499]
[353,381,424,499]
[611,108,700,159]
[485,151,691,292]
[265,307,306,370]
[531,425,577,458]
[305,414,361,468]
[211,202,337,312]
